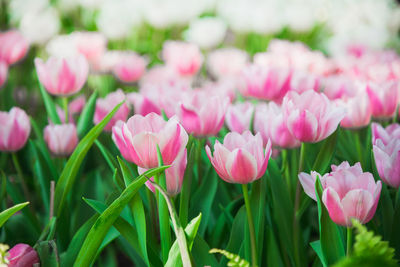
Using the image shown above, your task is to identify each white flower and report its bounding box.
[184,17,227,49]
[8,0,48,24]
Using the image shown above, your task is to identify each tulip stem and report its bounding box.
[63,97,69,123]
[11,153,31,204]
[242,184,257,267]
[347,227,352,256]
[354,130,363,167]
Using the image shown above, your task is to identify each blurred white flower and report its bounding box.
[184,17,227,49]
[19,7,60,45]
[8,0,48,24]
[284,0,320,32]
[207,48,249,79]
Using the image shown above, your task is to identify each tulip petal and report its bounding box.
[341,189,374,225]
[322,187,346,226]
[226,148,257,184]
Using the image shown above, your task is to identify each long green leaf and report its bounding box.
[312,129,338,173]
[0,202,29,228]
[77,92,98,138]
[74,166,169,267]
[54,101,124,217]
[37,75,61,124]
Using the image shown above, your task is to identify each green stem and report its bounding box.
[347,227,352,256]
[354,130,363,167]
[11,153,31,203]
[62,97,69,123]
[179,137,195,227]
[242,184,257,267]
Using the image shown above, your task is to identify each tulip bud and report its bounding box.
[6,243,39,267]
[0,107,31,152]
[44,123,78,156]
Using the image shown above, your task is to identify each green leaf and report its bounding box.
[131,194,149,266]
[165,213,202,267]
[210,248,250,267]
[312,129,338,173]
[310,240,327,267]
[37,75,61,124]
[54,101,124,217]
[315,177,345,265]
[192,235,219,267]
[74,166,169,267]
[0,171,7,206]
[0,202,29,228]
[36,240,60,267]
[77,92,98,138]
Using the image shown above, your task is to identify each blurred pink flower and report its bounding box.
[0,61,7,88]
[238,64,291,102]
[289,71,320,93]
[139,148,187,195]
[139,65,192,88]
[6,243,39,267]
[35,55,89,96]
[44,123,78,156]
[94,89,130,131]
[178,91,229,136]
[372,123,400,188]
[283,91,345,143]
[206,131,272,184]
[207,48,249,79]
[321,75,358,100]
[162,41,203,76]
[299,162,381,226]
[0,107,31,152]
[127,92,161,116]
[112,113,188,169]
[56,95,86,123]
[254,102,300,148]
[112,52,147,83]
[0,30,29,65]
[225,102,254,134]
[366,81,399,119]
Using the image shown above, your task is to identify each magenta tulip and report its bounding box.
[162,41,203,76]
[44,123,78,156]
[94,89,130,131]
[35,55,89,96]
[112,52,147,83]
[0,107,31,152]
[6,243,39,267]
[254,102,300,148]
[0,30,29,65]
[283,90,345,143]
[206,131,272,184]
[299,162,381,226]
[225,102,254,134]
[0,61,7,88]
[366,81,398,118]
[112,113,188,169]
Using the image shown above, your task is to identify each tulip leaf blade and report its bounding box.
[37,75,61,124]
[36,240,60,267]
[77,91,98,138]
[312,129,338,173]
[0,201,29,228]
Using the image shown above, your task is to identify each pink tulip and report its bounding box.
[178,91,229,136]
[94,89,130,131]
[72,31,107,70]
[225,102,254,133]
[207,48,249,79]
[299,162,381,226]
[127,92,161,116]
[254,102,300,148]
[322,75,358,100]
[366,81,398,118]
[139,148,187,195]
[162,41,203,76]
[0,107,31,152]
[6,243,39,267]
[289,71,320,93]
[283,91,345,143]
[139,65,192,88]
[238,64,291,102]
[372,123,400,188]
[0,61,7,88]
[206,131,272,184]
[0,30,29,65]
[55,96,86,123]
[112,52,147,83]
[44,123,78,156]
[112,113,188,169]
[35,55,89,96]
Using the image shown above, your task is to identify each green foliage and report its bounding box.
[210,248,250,267]
[0,202,29,228]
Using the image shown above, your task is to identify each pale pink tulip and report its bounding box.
[7,243,39,267]
[35,55,89,96]
[207,48,249,79]
[299,162,381,226]
[322,75,358,100]
[44,123,78,156]
[112,113,188,169]
[283,91,345,143]
[112,52,147,83]
[0,107,31,152]
[139,65,192,88]
[366,81,398,118]
[0,30,29,65]
[127,93,161,116]
[238,64,291,102]
[178,91,229,136]
[225,102,254,133]
[139,148,187,195]
[56,96,86,123]
[289,71,320,93]
[162,41,203,76]
[206,131,272,184]
[338,88,372,129]
[0,61,7,88]
[372,123,400,188]
[94,89,130,131]
[254,102,300,148]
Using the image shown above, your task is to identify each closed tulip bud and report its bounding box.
[0,107,31,152]
[225,102,254,134]
[112,113,188,169]
[112,52,147,83]
[366,81,399,119]
[94,89,130,131]
[338,86,372,129]
[283,91,345,143]
[299,162,381,226]
[162,41,203,76]
[127,93,161,116]
[0,61,7,88]
[0,30,29,65]
[6,243,39,267]
[206,131,272,184]
[35,55,89,96]
[44,123,78,156]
